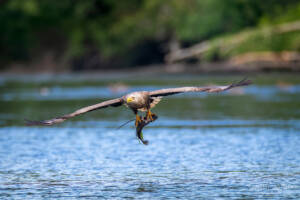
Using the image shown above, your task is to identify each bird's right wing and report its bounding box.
[149,78,252,97]
[25,98,124,126]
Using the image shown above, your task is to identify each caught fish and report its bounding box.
[136,113,158,145]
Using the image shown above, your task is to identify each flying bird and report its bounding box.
[26,78,252,129]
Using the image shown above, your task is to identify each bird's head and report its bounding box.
[126,96,136,103]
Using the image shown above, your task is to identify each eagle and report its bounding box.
[26,79,252,130]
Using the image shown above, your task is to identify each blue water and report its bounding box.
[1,75,300,199]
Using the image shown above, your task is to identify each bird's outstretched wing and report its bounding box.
[149,78,252,97]
[25,98,124,126]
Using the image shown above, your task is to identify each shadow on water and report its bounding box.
[0,73,300,199]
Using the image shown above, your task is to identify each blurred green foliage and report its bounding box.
[0,0,299,70]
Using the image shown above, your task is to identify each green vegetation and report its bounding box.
[202,22,300,61]
[0,0,299,70]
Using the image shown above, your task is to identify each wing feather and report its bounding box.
[26,98,124,126]
[149,78,252,97]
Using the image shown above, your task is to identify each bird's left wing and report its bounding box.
[26,98,124,126]
[149,78,252,97]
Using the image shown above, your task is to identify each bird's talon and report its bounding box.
[135,115,142,127]
[146,110,155,122]
[135,121,140,127]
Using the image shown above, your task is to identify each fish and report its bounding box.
[136,113,158,145]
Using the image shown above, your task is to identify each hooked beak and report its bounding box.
[126,97,133,103]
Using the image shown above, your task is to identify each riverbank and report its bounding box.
[2,58,300,76]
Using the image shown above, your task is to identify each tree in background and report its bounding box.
[0,0,299,71]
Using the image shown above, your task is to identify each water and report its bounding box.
[1,74,300,199]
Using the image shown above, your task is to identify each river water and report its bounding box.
[0,74,300,199]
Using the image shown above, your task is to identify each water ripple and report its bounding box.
[1,123,300,199]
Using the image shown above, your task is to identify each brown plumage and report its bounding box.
[26,78,252,128]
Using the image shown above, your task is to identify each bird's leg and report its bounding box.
[135,114,142,127]
[146,109,154,122]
